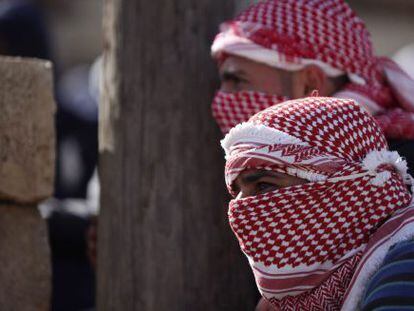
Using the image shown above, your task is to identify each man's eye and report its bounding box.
[221,74,247,84]
[256,182,278,194]
[231,76,243,84]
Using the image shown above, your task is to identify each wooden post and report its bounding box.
[98,0,258,310]
[0,57,54,310]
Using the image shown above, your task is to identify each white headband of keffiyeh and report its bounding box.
[222,121,412,189]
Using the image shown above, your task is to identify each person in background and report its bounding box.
[221,95,414,310]
[0,0,51,59]
[210,0,414,172]
[45,57,100,311]
[390,43,414,175]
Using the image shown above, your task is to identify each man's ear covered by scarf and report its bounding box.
[212,0,414,138]
[221,96,413,310]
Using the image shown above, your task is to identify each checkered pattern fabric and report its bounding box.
[212,90,288,134]
[221,96,412,309]
[212,0,414,138]
[269,252,362,311]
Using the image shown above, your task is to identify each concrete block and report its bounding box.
[0,57,56,204]
[0,205,51,310]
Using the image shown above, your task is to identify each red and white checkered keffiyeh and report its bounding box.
[212,91,289,134]
[212,0,414,138]
[221,96,412,310]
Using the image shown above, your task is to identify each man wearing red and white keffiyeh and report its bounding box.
[211,0,414,145]
[222,95,414,310]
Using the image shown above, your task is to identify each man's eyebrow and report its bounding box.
[220,69,248,80]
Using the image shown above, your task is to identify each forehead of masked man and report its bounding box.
[221,95,392,194]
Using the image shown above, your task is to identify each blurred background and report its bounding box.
[0,0,413,310]
[0,1,101,310]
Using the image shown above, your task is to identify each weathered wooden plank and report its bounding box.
[98,0,258,310]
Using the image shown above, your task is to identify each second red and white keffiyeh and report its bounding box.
[212,0,414,138]
[221,96,412,310]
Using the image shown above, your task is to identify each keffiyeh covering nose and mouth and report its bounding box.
[212,0,414,138]
[212,91,289,134]
[221,96,413,310]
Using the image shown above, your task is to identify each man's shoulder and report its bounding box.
[342,205,414,310]
[360,239,414,311]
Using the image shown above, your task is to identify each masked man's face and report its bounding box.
[218,55,337,99]
[219,55,294,95]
